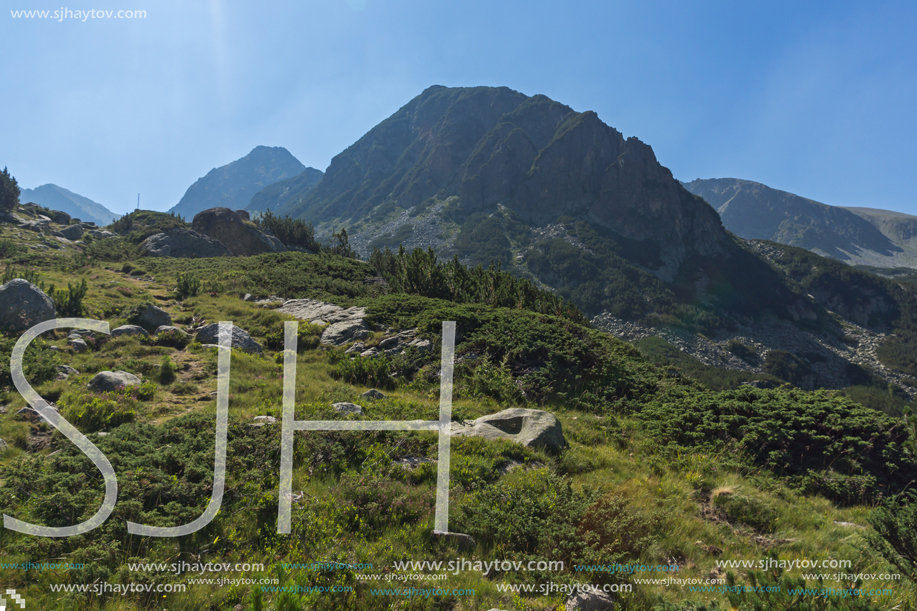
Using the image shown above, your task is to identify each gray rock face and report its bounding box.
[0,279,56,333]
[195,323,263,354]
[59,224,85,241]
[133,304,172,331]
[321,320,371,346]
[277,299,366,325]
[565,589,616,611]
[111,325,150,338]
[88,370,141,393]
[332,402,364,416]
[191,207,286,256]
[450,408,565,452]
[361,389,387,401]
[140,228,232,258]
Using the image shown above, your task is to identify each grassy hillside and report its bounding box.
[1,222,916,610]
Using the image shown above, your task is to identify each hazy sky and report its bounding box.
[3,0,917,215]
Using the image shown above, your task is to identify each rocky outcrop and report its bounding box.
[276,298,372,346]
[0,279,56,333]
[88,371,141,393]
[140,228,232,258]
[195,323,263,354]
[191,207,286,256]
[322,320,371,346]
[277,299,366,325]
[450,408,565,452]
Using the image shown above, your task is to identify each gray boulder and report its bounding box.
[0,279,56,333]
[321,320,371,346]
[140,228,232,258]
[195,323,263,354]
[332,402,364,416]
[361,388,387,401]
[191,207,286,256]
[132,304,171,331]
[565,589,616,611]
[111,324,150,338]
[88,370,141,393]
[0,438,7,453]
[450,408,565,452]
[46,209,71,224]
[59,224,85,241]
[68,338,88,352]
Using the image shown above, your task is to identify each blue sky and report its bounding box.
[3,0,917,215]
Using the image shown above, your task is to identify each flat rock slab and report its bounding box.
[278,298,366,325]
[195,323,263,354]
[450,408,565,452]
[89,371,141,393]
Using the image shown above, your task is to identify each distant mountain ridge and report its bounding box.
[247,167,323,212]
[18,184,118,226]
[169,146,311,219]
[682,178,917,268]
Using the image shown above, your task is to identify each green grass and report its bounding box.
[1,228,916,610]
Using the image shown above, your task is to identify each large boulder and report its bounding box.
[195,323,263,354]
[140,228,232,258]
[59,224,85,241]
[130,304,171,331]
[450,408,565,452]
[88,370,141,393]
[0,279,56,333]
[191,207,286,256]
[46,209,71,224]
